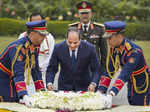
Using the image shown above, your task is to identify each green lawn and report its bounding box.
[0,36,150,66]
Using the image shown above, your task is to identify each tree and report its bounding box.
[0,0,150,22]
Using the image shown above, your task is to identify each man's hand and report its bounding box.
[20,95,32,107]
[103,94,112,109]
[47,83,55,91]
[99,90,105,94]
[88,83,96,92]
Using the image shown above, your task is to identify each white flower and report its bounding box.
[30,91,105,111]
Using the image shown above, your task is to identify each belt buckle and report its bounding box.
[0,96,3,102]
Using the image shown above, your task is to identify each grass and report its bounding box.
[0,36,150,66]
[134,41,150,66]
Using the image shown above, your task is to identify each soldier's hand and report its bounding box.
[47,84,55,91]
[102,94,112,109]
[20,95,32,107]
[88,83,96,92]
[99,90,105,94]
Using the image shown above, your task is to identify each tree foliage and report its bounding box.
[0,0,150,22]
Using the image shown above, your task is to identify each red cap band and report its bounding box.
[32,27,47,30]
[106,29,121,32]
[78,6,91,10]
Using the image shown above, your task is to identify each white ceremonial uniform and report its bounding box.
[38,33,55,89]
[18,32,55,95]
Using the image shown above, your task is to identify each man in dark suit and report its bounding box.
[46,27,102,92]
[69,1,107,73]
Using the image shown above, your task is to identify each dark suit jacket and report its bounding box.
[69,22,108,73]
[46,40,102,91]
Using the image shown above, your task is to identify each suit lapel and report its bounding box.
[76,42,83,69]
[88,23,94,36]
[64,41,72,64]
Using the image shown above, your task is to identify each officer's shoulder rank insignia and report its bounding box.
[68,22,80,26]
[93,22,104,27]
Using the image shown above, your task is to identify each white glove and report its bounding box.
[103,94,112,109]
[22,95,32,107]
[47,82,55,91]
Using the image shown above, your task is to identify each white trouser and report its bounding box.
[25,71,47,96]
[107,70,129,105]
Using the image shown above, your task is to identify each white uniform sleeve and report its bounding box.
[38,33,55,72]
[47,33,55,60]
[18,32,27,39]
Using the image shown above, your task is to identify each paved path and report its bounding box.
[0,102,150,112]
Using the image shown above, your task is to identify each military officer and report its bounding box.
[98,21,150,106]
[0,20,47,106]
[69,1,107,73]
[18,13,55,94]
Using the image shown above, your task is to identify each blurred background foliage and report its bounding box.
[0,0,150,22]
[0,18,150,40]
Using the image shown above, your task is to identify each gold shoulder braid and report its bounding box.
[106,48,115,78]
[68,22,80,26]
[114,49,121,73]
[93,22,104,27]
[132,69,149,94]
[11,45,23,77]
[106,48,121,79]
[24,41,36,85]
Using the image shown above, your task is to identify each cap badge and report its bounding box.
[82,2,87,8]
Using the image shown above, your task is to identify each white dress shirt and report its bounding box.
[82,21,91,31]
[69,48,78,59]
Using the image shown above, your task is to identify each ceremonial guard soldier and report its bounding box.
[69,1,107,73]
[18,13,55,94]
[98,21,150,106]
[0,20,47,106]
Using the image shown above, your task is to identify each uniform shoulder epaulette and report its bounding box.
[125,42,132,51]
[93,22,104,27]
[68,22,80,26]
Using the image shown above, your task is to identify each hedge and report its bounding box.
[0,18,26,36]
[0,18,150,40]
[47,21,71,38]
[0,18,71,38]
[125,23,150,40]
